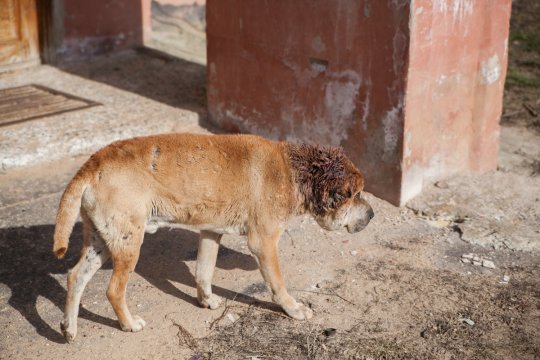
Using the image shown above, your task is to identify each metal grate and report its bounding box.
[0,84,99,127]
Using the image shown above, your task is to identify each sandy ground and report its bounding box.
[1,1,539,359]
[0,122,538,359]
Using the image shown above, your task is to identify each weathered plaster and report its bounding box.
[480,54,501,85]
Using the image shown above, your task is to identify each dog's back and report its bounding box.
[54,133,296,257]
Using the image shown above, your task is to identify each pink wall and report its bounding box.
[207,0,410,204]
[60,0,151,61]
[207,0,512,205]
[402,0,511,202]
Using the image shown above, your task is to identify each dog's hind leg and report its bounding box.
[61,215,111,342]
[106,227,146,332]
[196,230,223,309]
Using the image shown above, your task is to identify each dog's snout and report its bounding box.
[368,208,375,220]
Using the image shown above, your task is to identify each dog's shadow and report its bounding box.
[0,224,271,344]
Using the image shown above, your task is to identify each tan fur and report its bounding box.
[53,133,373,342]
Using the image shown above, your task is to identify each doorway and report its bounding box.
[0,0,40,71]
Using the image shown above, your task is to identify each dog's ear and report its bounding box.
[307,147,350,214]
[316,182,348,214]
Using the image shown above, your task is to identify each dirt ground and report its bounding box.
[1,2,540,360]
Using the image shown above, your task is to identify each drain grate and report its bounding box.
[0,84,99,127]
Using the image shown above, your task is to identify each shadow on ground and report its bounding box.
[0,223,269,344]
[58,48,220,131]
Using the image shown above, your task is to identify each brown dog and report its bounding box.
[53,133,373,342]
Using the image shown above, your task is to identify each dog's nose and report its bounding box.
[368,208,375,220]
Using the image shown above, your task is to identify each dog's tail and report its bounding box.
[53,169,91,259]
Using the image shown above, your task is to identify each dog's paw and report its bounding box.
[199,293,223,310]
[284,303,313,320]
[120,315,146,332]
[60,320,77,343]
[273,293,313,320]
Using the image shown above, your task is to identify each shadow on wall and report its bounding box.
[0,223,269,344]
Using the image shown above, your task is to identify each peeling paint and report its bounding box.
[434,0,473,22]
[309,58,328,73]
[219,107,281,139]
[391,24,408,87]
[480,54,501,85]
[382,106,401,161]
[404,129,412,158]
[311,36,326,53]
[281,70,362,146]
[325,72,360,123]
[364,1,372,18]
[360,78,372,132]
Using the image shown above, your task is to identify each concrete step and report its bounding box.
[0,49,214,172]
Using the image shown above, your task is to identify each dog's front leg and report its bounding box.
[248,231,313,320]
[196,230,223,309]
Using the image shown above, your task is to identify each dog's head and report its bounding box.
[288,144,374,233]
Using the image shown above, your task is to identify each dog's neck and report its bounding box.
[284,143,346,216]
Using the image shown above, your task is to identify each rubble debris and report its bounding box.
[227,313,237,323]
[460,318,475,326]
[434,181,450,189]
[461,253,496,268]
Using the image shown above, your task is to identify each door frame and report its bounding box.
[36,0,62,64]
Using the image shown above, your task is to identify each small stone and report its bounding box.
[425,219,451,228]
[472,260,482,266]
[227,313,237,323]
[323,328,337,337]
[461,318,475,326]
[501,275,510,283]
[462,253,475,259]
[461,258,471,264]
[482,260,496,269]
[350,250,358,256]
[472,255,480,262]
[434,181,450,189]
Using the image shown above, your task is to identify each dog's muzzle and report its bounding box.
[346,208,374,233]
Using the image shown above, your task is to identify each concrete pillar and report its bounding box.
[207,0,511,205]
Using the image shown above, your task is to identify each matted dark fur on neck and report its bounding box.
[286,143,356,215]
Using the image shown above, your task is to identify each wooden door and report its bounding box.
[0,0,40,71]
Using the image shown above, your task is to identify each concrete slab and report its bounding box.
[0,50,211,171]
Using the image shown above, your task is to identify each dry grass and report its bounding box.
[174,261,540,360]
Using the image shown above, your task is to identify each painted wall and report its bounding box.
[207,0,511,205]
[403,0,511,202]
[59,0,151,61]
[207,0,410,204]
